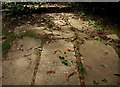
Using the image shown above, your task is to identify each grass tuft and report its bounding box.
[2,31,15,54]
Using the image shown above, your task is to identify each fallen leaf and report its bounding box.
[54,50,62,54]
[68,72,75,78]
[104,52,108,54]
[102,79,107,83]
[24,54,32,57]
[2,35,7,40]
[65,73,69,81]
[114,74,120,76]
[86,65,92,69]
[64,48,73,52]
[47,71,55,74]
[65,70,77,81]
[74,67,78,74]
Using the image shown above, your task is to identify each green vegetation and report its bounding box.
[79,10,86,18]
[93,80,99,85]
[59,56,74,66]
[100,64,107,69]
[78,7,120,58]
[18,30,37,38]
[2,30,39,55]
[95,38,109,46]
[58,55,86,74]
[2,31,15,54]
[108,25,120,38]
[77,63,86,75]
[79,11,103,31]
[44,16,53,29]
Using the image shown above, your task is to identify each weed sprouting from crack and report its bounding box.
[59,56,74,66]
[44,16,53,29]
[77,63,86,75]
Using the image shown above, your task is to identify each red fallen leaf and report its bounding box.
[47,71,55,74]
[65,68,78,81]
[65,73,69,81]
[74,67,78,74]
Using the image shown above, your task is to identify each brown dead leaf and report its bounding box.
[2,35,7,40]
[64,48,73,52]
[74,67,78,74]
[107,38,113,42]
[17,44,24,51]
[65,69,78,81]
[83,36,89,40]
[65,73,69,81]
[24,54,32,57]
[54,50,62,54]
[12,41,16,44]
[47,71,55,74]
[86,65,92,69]
[103,29,108,35]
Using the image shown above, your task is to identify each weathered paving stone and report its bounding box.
[68,17,82,30]
[15,24,53,36]
[35,40,80,85]
[14,25,33,35]
[2,37,42,85]
[3,11,119,86]
[53,26,75,39]
[80,40,119,85]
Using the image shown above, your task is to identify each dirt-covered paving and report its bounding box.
[2,3,120,86]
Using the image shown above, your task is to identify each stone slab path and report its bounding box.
[2,37,42,85]
[2,11,119,86]
[35,40,80,85]
[80,40,119,85]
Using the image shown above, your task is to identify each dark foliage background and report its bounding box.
[71,2,120,25]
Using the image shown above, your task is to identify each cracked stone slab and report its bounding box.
[80,40,119,85]
[2,37,42,85]
[14,24,52,36]
[35,40,80,85]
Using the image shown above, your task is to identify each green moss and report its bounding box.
[2,31,15,54]
[78,63,86,75]
[19,31,37,38]
[108,25,120,38]
[44,16,53,28]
